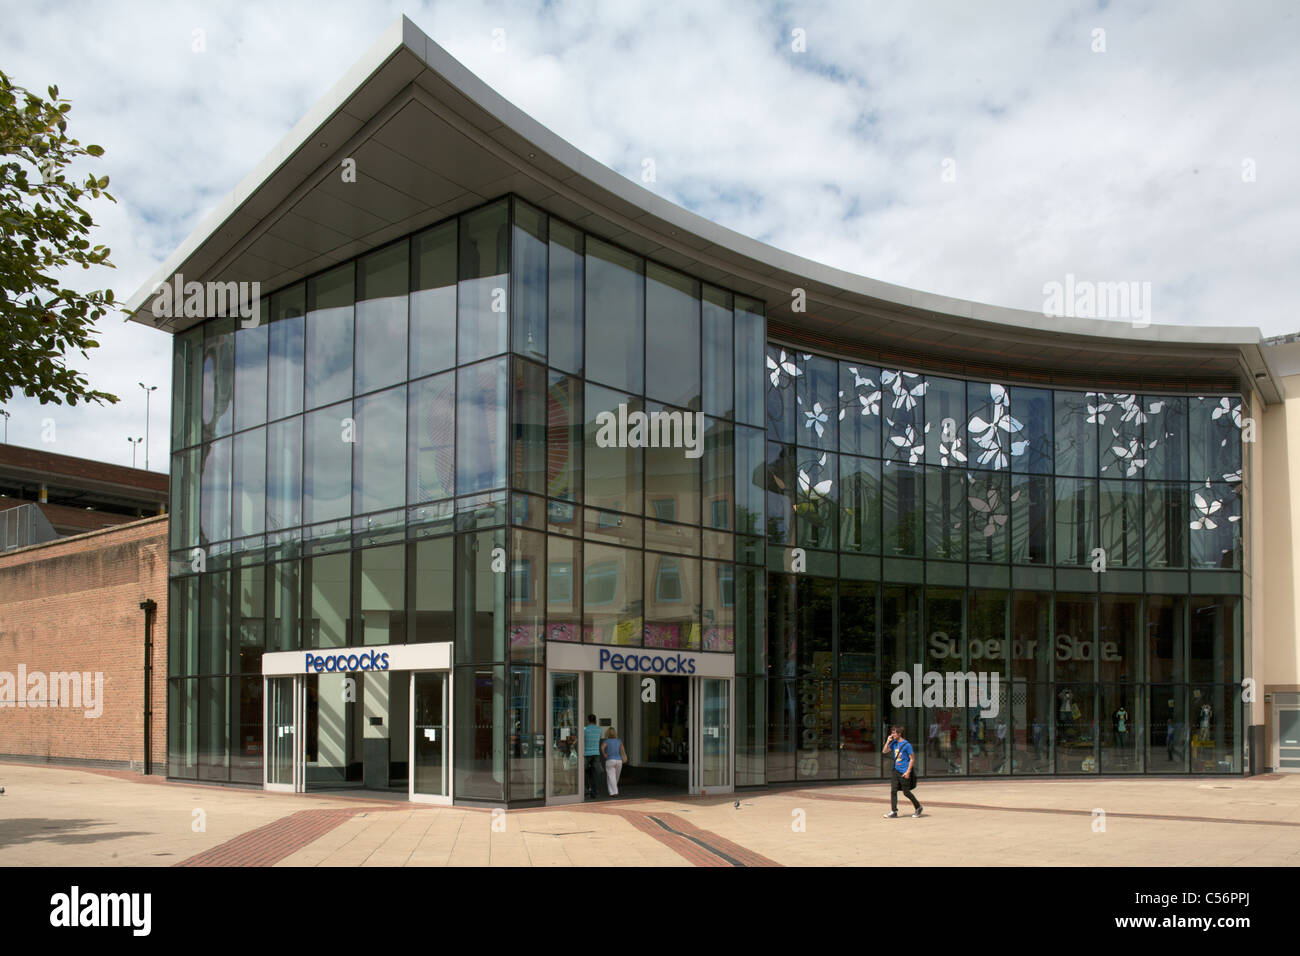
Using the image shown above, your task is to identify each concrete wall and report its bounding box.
[0,516,168,772]
[1259,346,1300,768]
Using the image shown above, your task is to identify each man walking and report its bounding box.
[583,714,603,799]
[882,725,922,818]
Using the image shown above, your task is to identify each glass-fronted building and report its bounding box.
[136,18,1283,805]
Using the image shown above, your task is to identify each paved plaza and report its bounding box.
[0,762,1296,867]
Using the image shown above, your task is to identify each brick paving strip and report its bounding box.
[580,804,782,867]
[795,788,1300,828]
[175,807,405,867]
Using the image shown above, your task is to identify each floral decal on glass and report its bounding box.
[967,383,1026,470]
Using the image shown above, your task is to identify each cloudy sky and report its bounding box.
[2,0,1296,472]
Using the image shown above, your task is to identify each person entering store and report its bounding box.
[583,714,603,799]
[882,725,922,818]
[602,727,628,797]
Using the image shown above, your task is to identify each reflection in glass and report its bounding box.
[410,221,457,378]
[645,263,700,409]
[456,358,508,495]
[303,402,352,525]
[355,241,408,395]
[585,238,643,394]
[458,201,509,364]
[305,264,355,410]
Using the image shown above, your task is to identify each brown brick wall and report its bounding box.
[0,516,169,772]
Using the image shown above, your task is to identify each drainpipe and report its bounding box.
[139,599,157,775]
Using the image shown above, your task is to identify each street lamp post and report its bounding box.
[128,436,143,469]
[0,410,8,443]
[139,383,157,470]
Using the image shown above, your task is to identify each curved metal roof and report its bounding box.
[126,16,1280,402]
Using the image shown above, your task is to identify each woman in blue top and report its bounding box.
[602,727,628,796]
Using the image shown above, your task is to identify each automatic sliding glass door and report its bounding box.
[412,672,450,802]
[690,678,733,794]
[265,675,303,792]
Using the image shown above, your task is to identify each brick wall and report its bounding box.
[0,516,168,772]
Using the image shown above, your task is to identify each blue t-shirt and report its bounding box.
[583,724,603,756]
[891,740,913,774]
[602,737,623,760]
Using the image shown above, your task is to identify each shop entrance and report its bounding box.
[545,646,734,805]
[261,642,452,803]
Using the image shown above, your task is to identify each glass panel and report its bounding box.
[234,319,268,432]
[1097,393,1144,479]
[458,200,510,364]
[645,553,700,650]
[765,345,798,444]
[967,471,1010,562]
[303,402,353,525]
[645,401,702,528]
[838,455,880,554]
[408,371,455,504]
[355,240,409,396]
[735,424,765,538]
[797,680,835,780]
[232,427,266,538]
[796,576,833,679]
[1010,591,1051,682]
[585,383,642,515]
[170,447,200,550]
[457,529,507,663]
[413,672,448,796]
[765,442,795,546]
[169,575,200,677]
[585,238,643,394]
[410,220,457,379]
[267,559,300,653]
[198,675,229,781]
[1009,386,1052,474]
[881,371,925,462]
[702,560,734,652]
[1099,593,1139,683]
[199,437,232,546]
[546,534,581,643]
[1189,595,1236,685]
[733,297,765,427]
[234,561,265,674]
[702,286,733,419]
[1053,391,1097,477]
[1010,473,1051,564]
[927,704,966,776]
[547,219,583,375]
[267,676,295,786]
[511,200,547,363]
[305,552,350,649]
[1054,593,1095,683]
[1054,683,1096,773]
[198,570,230,675]
[512,358,547,496]
[924,377,964,465]
[583,542,642,646]
[767,679,796,782]
[456,357,509,495]
[201,317,235,442]
[1150,684,1187,772]
[1190,482,1241,569]
[172,329,203,449]
[967,382,1023,471]
[796,448,836,551]
[266,417,302,532]
[839,363,882,458]
[1190,685,1236,772]
[353,385,406,516]
[797,355,838,451]
[1146,594,1184,682]
[702,678,731,788]
[231,676,263,784]
[509,528,545,662]
[454,665,505,800]
[839,680,878,778]
[735,564,765,673]
[1054,476,1097,566]
[1145,483,1188,568]
[882,585,922,675]
[924,464,964,560]
[508,665,545,800]
[882,463,921,557]
[736,676,765,786]
[1100,684,1140,772]
[702,417,733,531]
[644,263,700,409]
[1099,479,1142,568]
[304,263,355,410]
[1010,682,1052,774]
[1190,396,1243,483]
[411,537,454,644]
[1143,396,1187,480]
[267,285,305,421]
[358,544,404,645]
[168,677,199,778]
[550,671,580,797]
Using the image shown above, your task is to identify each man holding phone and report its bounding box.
[882,724,923,818]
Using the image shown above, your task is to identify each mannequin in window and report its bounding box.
[1057,689,1075,742]
[1113,705,1130,750]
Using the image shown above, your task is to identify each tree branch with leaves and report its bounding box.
[1,69,118,406]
